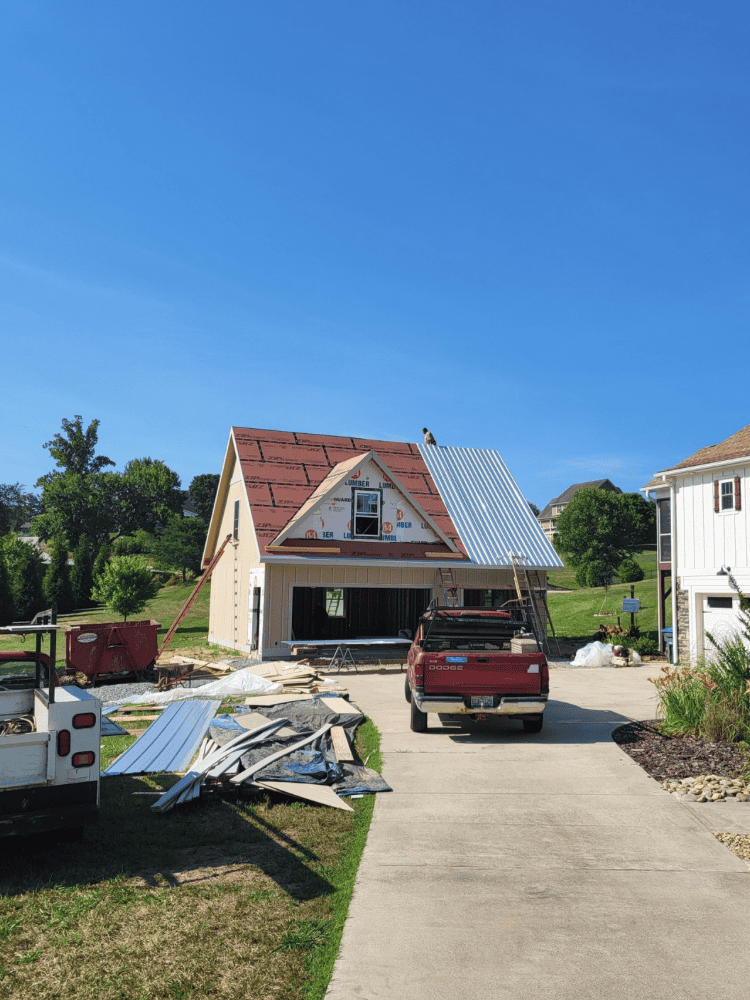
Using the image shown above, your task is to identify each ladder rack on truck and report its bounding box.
[0,610,101,839]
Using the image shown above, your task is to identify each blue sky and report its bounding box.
[1,0,748,510]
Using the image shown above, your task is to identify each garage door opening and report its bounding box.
[291,587,431,642]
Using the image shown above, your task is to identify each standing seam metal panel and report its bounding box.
[418,445,563,568]
[103,700,221,776]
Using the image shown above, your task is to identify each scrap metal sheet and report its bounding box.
[103,699,221,775]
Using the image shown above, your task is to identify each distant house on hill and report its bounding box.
[537,479,622,543]
[201,427,563,659]
[642,421,750,664]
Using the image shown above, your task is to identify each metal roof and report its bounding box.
[103,699,221,776]
[418,445,564,569]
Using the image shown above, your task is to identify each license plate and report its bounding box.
[471,696,493,709]
[446,656,467,663]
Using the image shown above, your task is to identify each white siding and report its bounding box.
[675,464,750,572]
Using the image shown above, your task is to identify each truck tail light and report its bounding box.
[72,751,95,768]
[57,730,71,756]
[73,712,96,729]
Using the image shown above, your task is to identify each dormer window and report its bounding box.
[352,488,381,538]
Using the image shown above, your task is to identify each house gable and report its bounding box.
[268,451,458,553]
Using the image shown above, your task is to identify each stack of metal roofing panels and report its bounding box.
[103,699,221,775]
[418,444,564,569]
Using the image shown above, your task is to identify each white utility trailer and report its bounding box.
[0,618,101,839]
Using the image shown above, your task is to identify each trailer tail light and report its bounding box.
[57,730,71,757]
[72,751,95,768]
[73,712,96,729]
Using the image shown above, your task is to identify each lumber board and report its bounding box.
[330,726,355,762]
[254,780,353,811]
[236,711,298,739]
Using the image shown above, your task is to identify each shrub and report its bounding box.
[92,555,160,621]
[618,557,644,583]
[3,534,45,621]
[651,666,710,737]
[70,535,95,608]
[629,635,658,656]
[113,535,142,555]
[43,535,75,613]
[0,549,15,625]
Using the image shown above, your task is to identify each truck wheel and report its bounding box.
[522,716,543,733]
[410,694,427,733]
[404,675,411,703]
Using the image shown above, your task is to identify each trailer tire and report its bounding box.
[522,716,543,733]
[410,694,427,733]
[404,675,411,703]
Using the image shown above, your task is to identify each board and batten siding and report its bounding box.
[675,465,749,572]
[261,564,522,656]
[207,466,262,652]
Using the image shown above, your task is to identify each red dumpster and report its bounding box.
[65,620,161,681]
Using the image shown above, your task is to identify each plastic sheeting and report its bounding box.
[123,668,282,704]
[208,697,391,797]
[571,641,615,668]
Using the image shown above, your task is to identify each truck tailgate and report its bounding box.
[423,652,543,696]
[0,732,50,788]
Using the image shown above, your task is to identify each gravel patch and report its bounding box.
[612,720,750,870]
[62,678,213,705]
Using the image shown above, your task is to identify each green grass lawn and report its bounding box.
[547,547,657,590]
[547,575,670,640]
[0,580,235,670]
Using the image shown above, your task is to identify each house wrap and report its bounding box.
[202,428,562,658]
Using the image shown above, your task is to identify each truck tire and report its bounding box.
[404,675,411,703]
[522,716,543,733]
[410,694,427,733]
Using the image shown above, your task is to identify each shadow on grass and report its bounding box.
[0,776,337,902]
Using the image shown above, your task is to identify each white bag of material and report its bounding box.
[571,641,614,668]
[125,668,282,704]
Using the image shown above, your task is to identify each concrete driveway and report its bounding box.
[326,665,750,1000]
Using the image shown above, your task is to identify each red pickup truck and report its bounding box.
[404,607,549,733]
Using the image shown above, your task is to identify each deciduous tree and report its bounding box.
[152,515,207,583]
[0,483,41,535]
[189,474,220,523]
[554,488,640,590]
[92,555,160,621]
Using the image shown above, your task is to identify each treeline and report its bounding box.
[0,416,219,625]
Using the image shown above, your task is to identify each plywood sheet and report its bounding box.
[244,693,315,706]
[254,780,354,811]
[320,696,361,716]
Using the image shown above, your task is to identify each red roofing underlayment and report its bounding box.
[232,427,468,560]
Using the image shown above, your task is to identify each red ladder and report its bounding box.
[157,534,232,659]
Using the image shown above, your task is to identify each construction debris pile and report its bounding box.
[103,691,390,813]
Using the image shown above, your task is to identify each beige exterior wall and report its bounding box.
[207,462,262,654]
[261,563,523,657]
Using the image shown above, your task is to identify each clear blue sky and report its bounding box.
[2,0,748,510]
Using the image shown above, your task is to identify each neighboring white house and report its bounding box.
[642,422,750,664]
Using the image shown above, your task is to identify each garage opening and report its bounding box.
[291,587,431,641]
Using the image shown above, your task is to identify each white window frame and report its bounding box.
[351,488,382,539]
[719,479,735,513]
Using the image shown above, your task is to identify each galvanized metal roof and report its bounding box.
[103,699,221,776]
[418,445,564,569]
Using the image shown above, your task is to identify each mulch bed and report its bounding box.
[611,720,749,782]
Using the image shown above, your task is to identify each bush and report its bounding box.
[43,535,75,613]
[92,555,160,621]
[650,632,750,741]
[0,549,15,625]
[629,635,658,656]
[70,535,95,608]
[618,557,644,583]
[113,535,142,555]
[133,529,154,553]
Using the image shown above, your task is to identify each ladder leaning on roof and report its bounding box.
[510,553,562,659]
